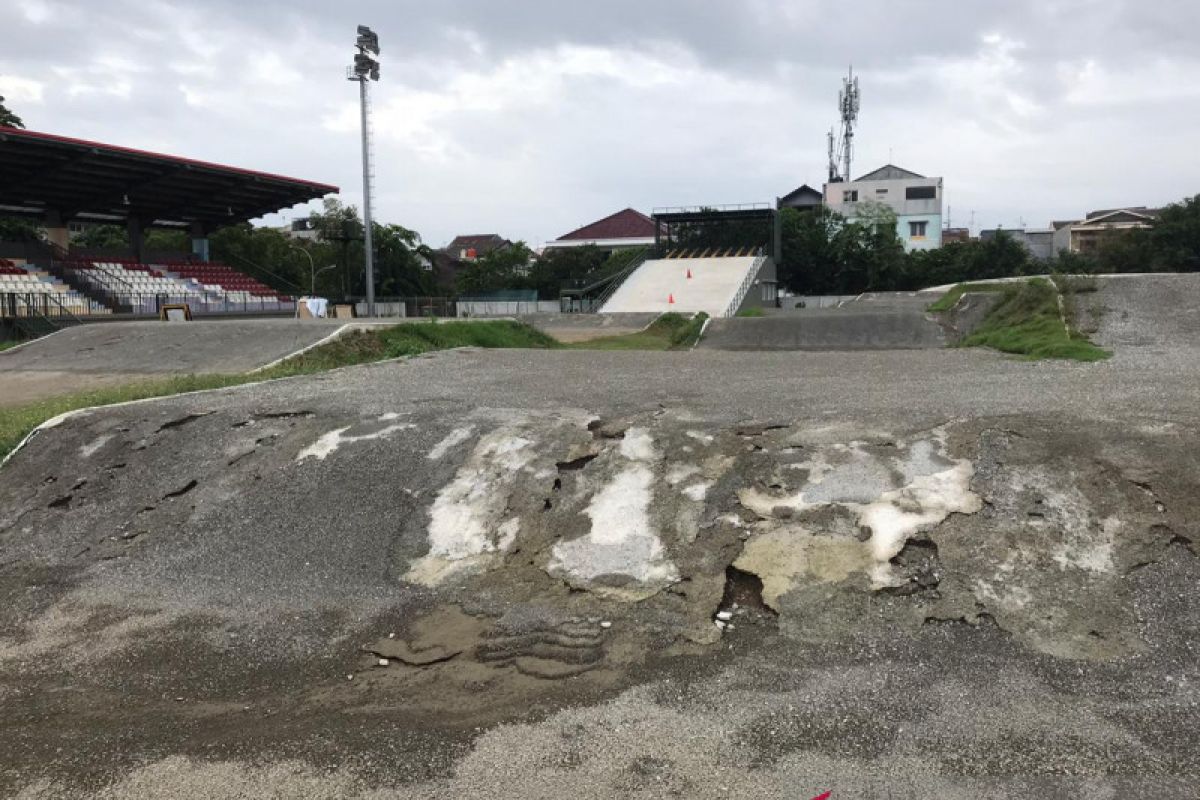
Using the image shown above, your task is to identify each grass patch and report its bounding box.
[0,320,560,460]
[0,340,22,352]
[568,312,708,351]
[735,307,766,318]
[276,319,560,372]
[958,278,1111,361]
[926,282,1013,312]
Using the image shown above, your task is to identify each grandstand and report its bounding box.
[0,126,336,330]
[59,258,293,315]
[0,258,110,317]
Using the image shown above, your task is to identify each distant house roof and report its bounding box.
[854,164,927,182]
[445,234,511,255]
[555,208,657,242]
[1082,207,1161,223]
[777,184,823,209]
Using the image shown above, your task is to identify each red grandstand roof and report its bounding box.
[0,126,338,230]
[556,208,657,241]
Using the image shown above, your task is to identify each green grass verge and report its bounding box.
[0,320,561,460]
[957,278,1111,361]
[735,307,766,318]
[926,282,1013,312]
[275,319,560,371]
[567,312,709,351]
[0,340,22,352]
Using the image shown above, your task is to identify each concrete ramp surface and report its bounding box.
[600,256,759,316]
[1087,273,1200,351]
[701,308,945,351]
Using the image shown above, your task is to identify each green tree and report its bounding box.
[1147,195,1200,271]
[144,229,190,253]
[302,198,435,297]
[527,245,607,299]
[209,224,312,294]
[0,96,24,129]
[456,243,534,295]
[373,222,436,296]
[778,207,840,294]
[74,224,130,249]
[0,217,42,242]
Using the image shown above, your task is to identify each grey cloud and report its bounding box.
[1,1,1198,244]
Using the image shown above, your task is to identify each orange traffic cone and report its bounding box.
[668,293,675,305]
[686,268,693,279]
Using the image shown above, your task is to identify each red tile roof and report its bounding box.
[445,234,510,254]
[556,208,657,241]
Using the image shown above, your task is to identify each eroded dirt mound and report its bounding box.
[1,402,1194,678]
[1,393,1199,795]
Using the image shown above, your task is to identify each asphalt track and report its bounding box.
[0,319,377,406]
[0,319,359,374]
[1,275,1199,798]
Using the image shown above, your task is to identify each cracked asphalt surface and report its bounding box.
[1,275,1199,799]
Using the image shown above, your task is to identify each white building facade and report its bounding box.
[823,164,944,251]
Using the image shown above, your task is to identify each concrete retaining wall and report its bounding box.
[700,309,946,351]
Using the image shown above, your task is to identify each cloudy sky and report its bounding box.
[2,0,1198,247]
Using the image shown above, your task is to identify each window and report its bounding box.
[909,221,928,238]
[906,185,937,200]
[876,188,889,196]
[842,190,859,202]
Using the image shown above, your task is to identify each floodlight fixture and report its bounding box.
[357,25,380,55]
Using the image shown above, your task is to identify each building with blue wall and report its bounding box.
[823,164,944,251]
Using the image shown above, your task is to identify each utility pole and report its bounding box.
[348,26,380,316]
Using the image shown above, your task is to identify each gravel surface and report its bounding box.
[2,275,1199,798]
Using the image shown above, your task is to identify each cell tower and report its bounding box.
[826,66,861,183]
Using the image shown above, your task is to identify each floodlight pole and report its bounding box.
[358,77,375,317]
[349,25,380,317]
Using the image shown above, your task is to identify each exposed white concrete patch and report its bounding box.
[1053,516,1118,574]
[619,428,658,461]
[295,414,415,462]
[686,430,714,444]
[427,426,475,461]
[547,463,679,600]
[736,433,981,594]
[406,427,537,586]
[682,482,711,502]
[79,433,113,459]
[296,427,351,462]
[859,459,980,586]
[666,464,701,486]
